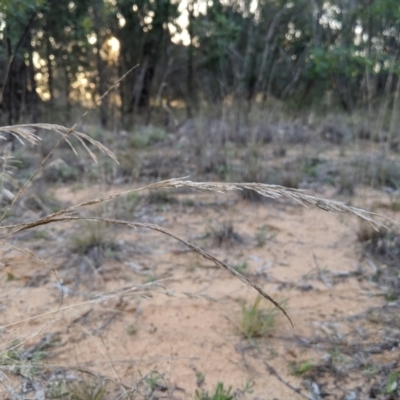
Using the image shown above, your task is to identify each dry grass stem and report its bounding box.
[1,179,396,235]
[2,280,164,329]
[0,124,118,163]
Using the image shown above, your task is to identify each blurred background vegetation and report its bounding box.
[1,0,400,130]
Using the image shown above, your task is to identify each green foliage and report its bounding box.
[290,360,314,376]
[2,0,400,118]
[195,382,233,400]
[129,126,168,149]
[302,157,322,178]
[363,365,379,377]
[144,371,163,391]
[0,338,53,378]
[386,370,400,394]
[255,224,276,247]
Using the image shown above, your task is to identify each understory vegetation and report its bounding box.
[0,110,399,398]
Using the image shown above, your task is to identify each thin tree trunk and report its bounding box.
[64,63,71,123]
[186,0,195,118]
[47,36,54,104]
[256,8,284,93]
[388,76,400,145]
[27,34,38,122]
[93,3,108,128]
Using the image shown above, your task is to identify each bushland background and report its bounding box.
[1,1,400,399]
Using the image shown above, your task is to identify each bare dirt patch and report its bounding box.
[1,183,399,399]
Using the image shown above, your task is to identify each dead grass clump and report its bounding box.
[209,221,243,247]
[336,167,357,196]
[140,152,178,179]
[71,222,118,268]
[359,222,400,299]
[146,190,177,206]
[111,193,140,220]
[319,116,349,144]
[357,123,372,140]
[239,147,270,201]
[254,124,274,144]
[278,171,302,189]
[64,375,108,400]
[357,221,387,243]
[354,154,400,190]
[117,151,141,182]
[22,191,64,216]
[196,147,228,178]
[278,122,309,144]
[272,145,287,158]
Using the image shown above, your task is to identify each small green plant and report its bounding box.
[129,126,168,149]
[196,371,205,387]
[0,338,53,378]
[129,134,150,149]
[144,370,163,391]
[330,348,347,364]
[34,230,51,240]
[195,382,233,400]
[6,272,15,281]
[185,198,195,207]
[363,364,379,377]
[126,324,137,336]
[254,224,276,247]
[241,379,255,395]
[290,360,314,376]
[255,225,268,247]
[147,190,177,207]
[385,292,398,302]
[239,296,279,339]
[336,168,356,196]
[386,370,400,394]
[390,195,400,212]
[302,156,321,178]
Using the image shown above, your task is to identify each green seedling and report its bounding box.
[290,360,314,376]
[239,296,280,339]
[195,382,233,400]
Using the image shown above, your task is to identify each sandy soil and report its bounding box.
[0,183,398,399]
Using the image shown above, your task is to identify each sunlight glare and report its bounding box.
[108,37,120,53]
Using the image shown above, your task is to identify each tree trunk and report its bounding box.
[93,3,108,128]
[186,0,195,118]
[64,63,71,123]
[27,34,38,122]
[46,36,54,104]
